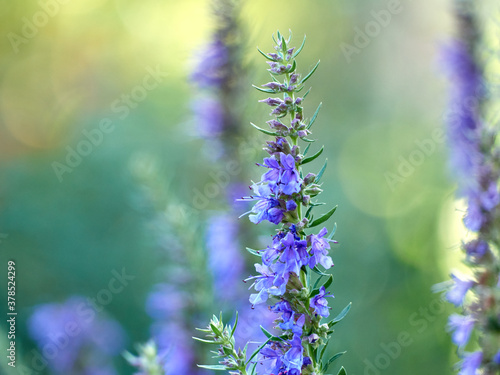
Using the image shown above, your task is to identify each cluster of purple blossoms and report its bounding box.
[189,0,242,153]
[442,41,500,232]
[440,6,500,374]
[196,31,350,375]
[28,296,126,375]
[207,213,246,301]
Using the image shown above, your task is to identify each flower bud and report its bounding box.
[302,195,311,206]
[267,119,288,131]
[305,185,323,196]
[304,173,316,185]
[268,53,281,61]
[260,97,283,106]
[263,82,285,91]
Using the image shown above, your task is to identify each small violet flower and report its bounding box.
[459,351,482,375]
[310,286,334,318]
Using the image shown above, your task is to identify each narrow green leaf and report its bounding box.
[231,311,239,337]
[246,247,261,256]
[305,205,314,219]
[300,60,320,85]
[302,146,324,165]
[210,323,221,337]
[303,143,312,156]
[318,342,329,362]
[250,122,278,136]
[322,352,346,373]
[309,288,320,298]
[195,327,211,333]
[302,137,316,142]
[311,266,329,277]
[310,201,325,207]
[295,85,305,93]
[313,274,326,289]
[337,366,347,375]
[288,59,296,73]
[257,47,275,61]
[327,223,337,240]
[246,337,272,365]
[328,303,352,327]
[324,274,334,290]
[252,84,276,94]
[293,35,307,58]
[302,87,311,98]
[198,364,228,371]
[260,326,287,342]
[260,325,274,339]
[281,35,287,52]
[309,206,337,228]
[310,275,333,297]
[316,159,328,182]
[272,32,279,45]
[251,360,258,375]
[193,337,218,344]
[307,102,323,130]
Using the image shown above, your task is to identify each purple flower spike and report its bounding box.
[195,31,346,375]
[308,227,334,269]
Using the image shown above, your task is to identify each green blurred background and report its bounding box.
[0,0,472,373]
